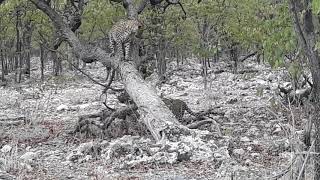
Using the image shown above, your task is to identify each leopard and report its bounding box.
[161,98,199,120]
[109,19,143,61]
[117,91,199,121]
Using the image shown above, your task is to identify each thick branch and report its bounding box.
[288,0,309,56]
[289,0,320,100]
[29,0,113,68]
[30,0,188,142]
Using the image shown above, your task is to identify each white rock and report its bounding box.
[20,162,33,172]
[20,152,37,162]
[246,126,259,136]
[256,79,268,86]
[233,148,245,156]
[214,153,223,158]
[240,136,250,142]
[56,104,69,111]
[272,128,282,134]
[264,123,271,128]
[279,152,292,159]
[251,153,260,158]
[79,155,92,163]
[252,140,260,145]
[78,103,90,109]
[1,145,12,153]
[61,161,72,166]
[272,124,282,134]
[77,142,95,154]
[66,153,80,162]
[245,159,252,166]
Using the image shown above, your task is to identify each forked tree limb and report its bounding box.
[29,0,189,142]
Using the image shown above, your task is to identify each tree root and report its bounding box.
[72,103,224,139]
[71,106,148,138]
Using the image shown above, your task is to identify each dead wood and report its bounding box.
[0,116,29,126]
[102,104,139,129]
[72,104,145,138]
[187,119,222,136]
[30,0,190,142]
[239,51,257,62]
[278,85,312,105]
[72,91,224,138]
[237,69,259,74]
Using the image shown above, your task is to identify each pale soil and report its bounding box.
[0,58,311,179]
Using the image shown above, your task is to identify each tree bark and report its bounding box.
[23,19,33,78]
[15,7,22,83]
[40,44,45,81]
[288,1,320,179]
[29,0,188,142]
[1,49,5,82]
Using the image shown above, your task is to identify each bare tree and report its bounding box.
[288,0,320,179]
[29,0,190,142]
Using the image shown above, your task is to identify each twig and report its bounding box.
[297,140,315,180]
[41,45,120,90]
[68,62,108,88]
[267,155,297,179]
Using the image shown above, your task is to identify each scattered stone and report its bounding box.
[79,155,92,163]
[266,74,276,82]
[61,161,72,166]
[272,124,282,135]
[20,152,38,163]
[20,162,33,172]
[56,104,69,111]
[264,123,271,128]
[1,145,12,153]
[250,153,260,158]
[227,98,238,104]
[256,79,268,87]
[245,159,252,166]
[66,142,101,162]
[246,126,259,136]
[233,148,245,156]
[240,137,250,142]
[66,152,81,162]
[78,103,90,109]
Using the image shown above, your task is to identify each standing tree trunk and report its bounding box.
[230,42,239,74]
[15,7,23,83]
[289,1,320,179]
[157,37,167,79]
[52,32,62,76]
[23,19,34,78]
[40,44,45,81]
[201,57,208,89]
[1,49,5,82]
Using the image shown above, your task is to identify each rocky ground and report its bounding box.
[0,57,312,179]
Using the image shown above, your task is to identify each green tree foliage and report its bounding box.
[313,0,320,14]
[0,0,299,69]
[79,0,125,41]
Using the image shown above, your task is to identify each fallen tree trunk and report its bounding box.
[30,0,189,142]
[119,61,188,140]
